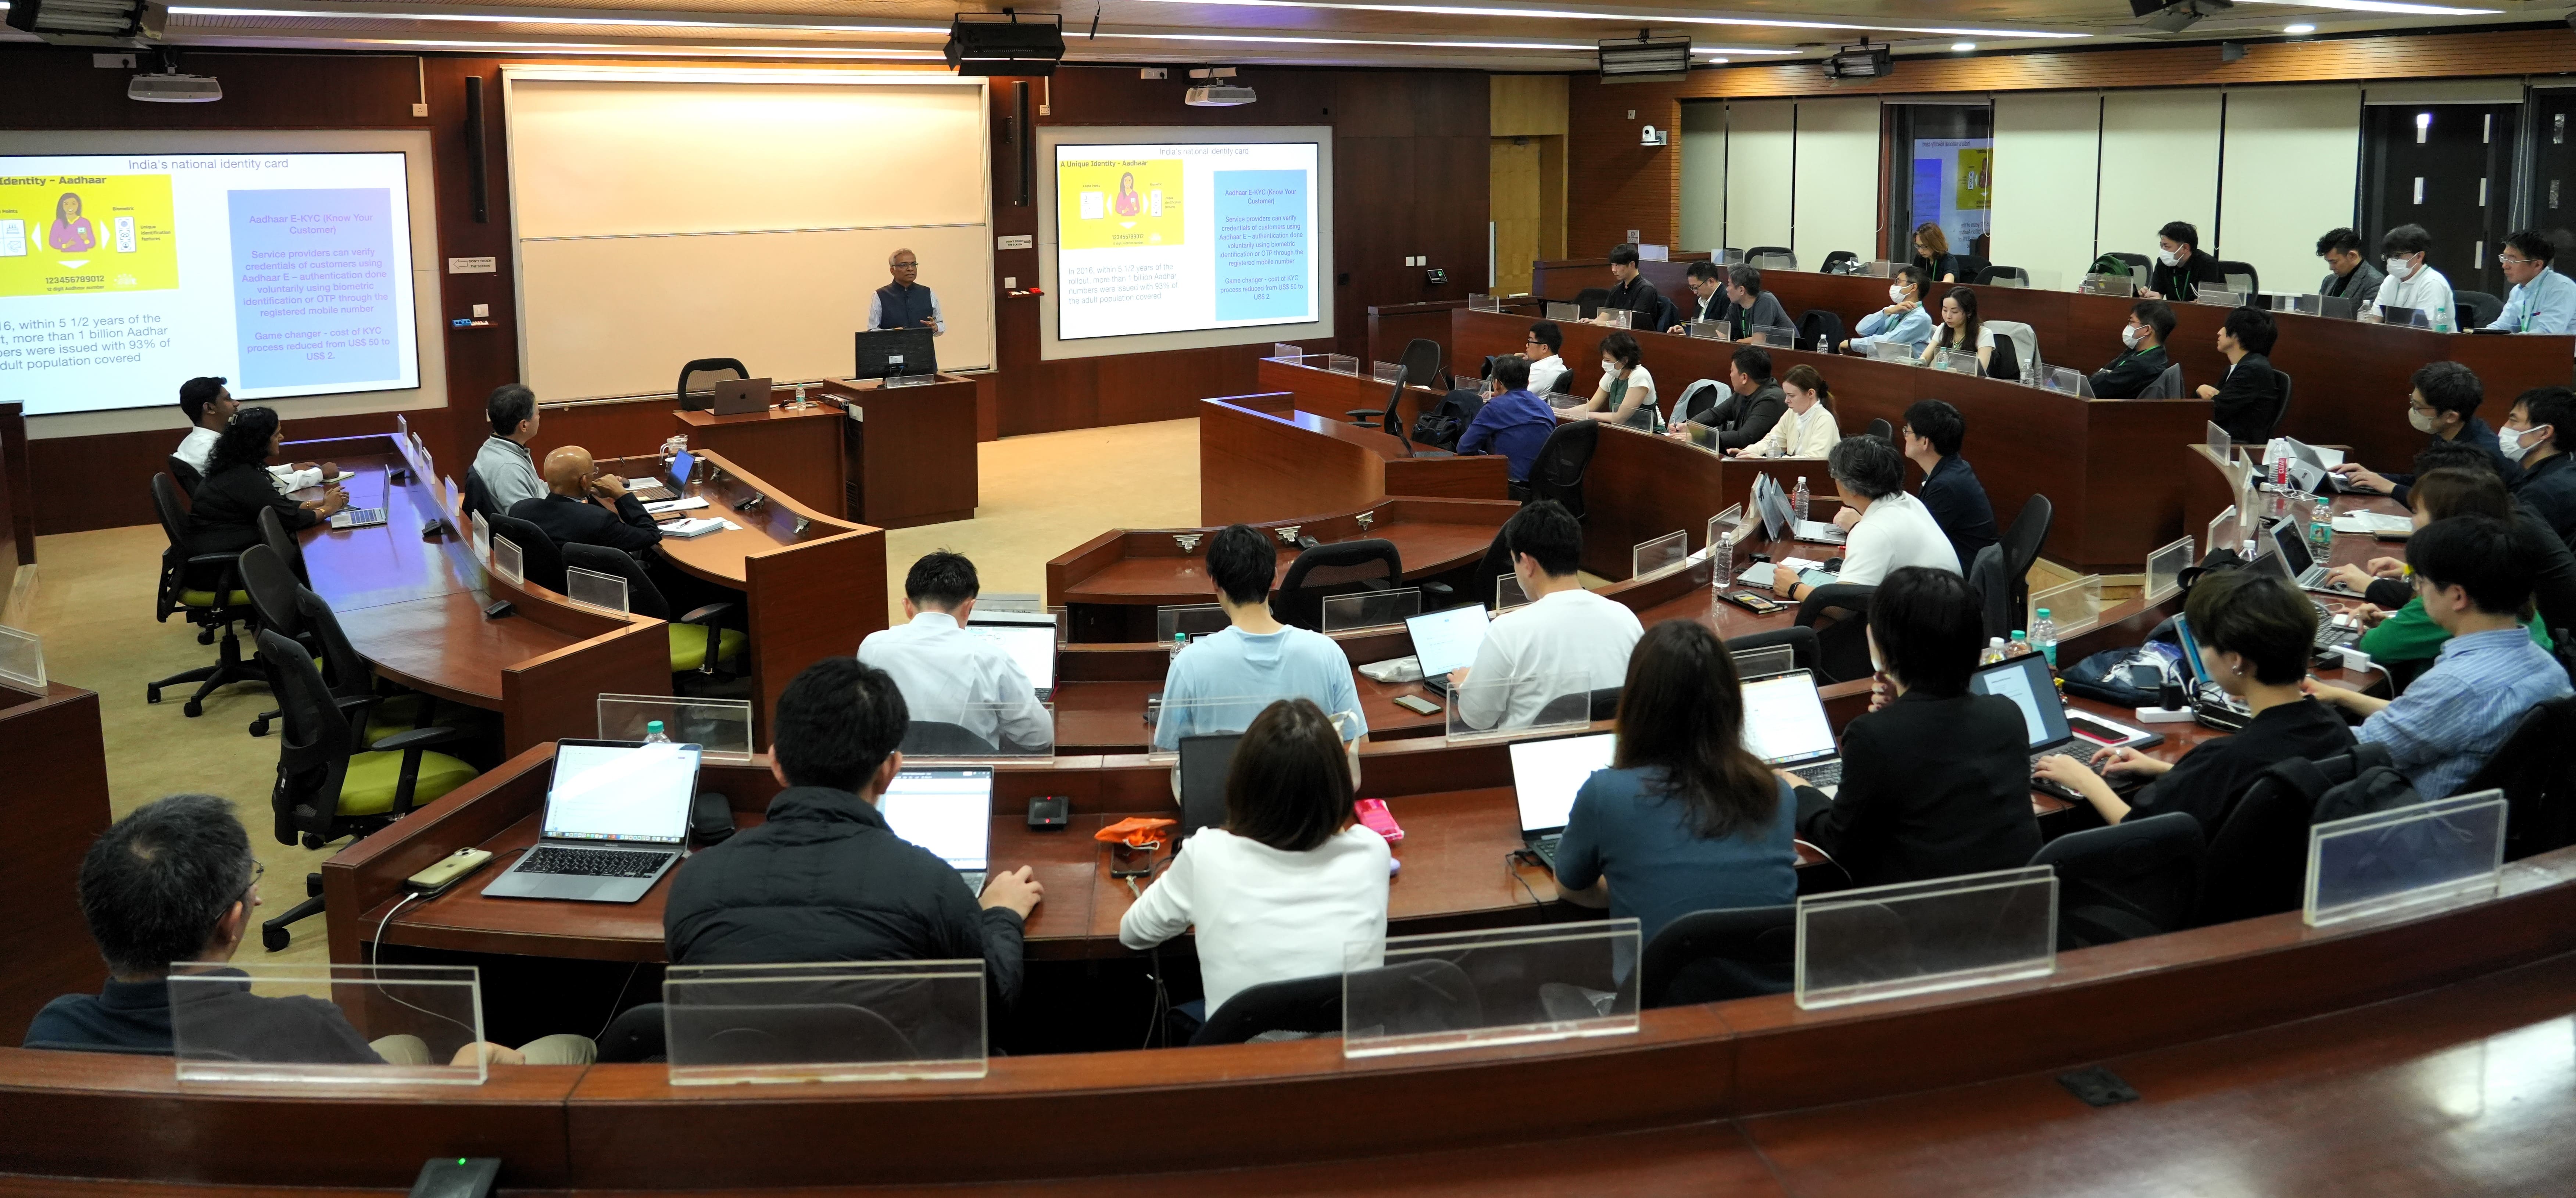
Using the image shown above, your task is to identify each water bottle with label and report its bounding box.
[1792,476,1811,523]
[794,384,808,409]
[643,720,671,745]
[2310,498,2335,559]
[2031,609,2058,667]
[1168,632,1189,664]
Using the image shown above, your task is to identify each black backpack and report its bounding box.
[1411,388,1483,452]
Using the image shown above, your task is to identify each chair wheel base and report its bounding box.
[146,685,163,704]
[261,925,290,952]
[183,699,204,718]
[248,717,269,737]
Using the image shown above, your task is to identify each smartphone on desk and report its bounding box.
[1110,840,1160,879]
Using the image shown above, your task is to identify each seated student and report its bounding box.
[1453,499,1643,729]
[1564,331,1657,427]
[1721,265,1791,342]
[1873,399,2000,569]
[1552,619,1799,946]
[2502,387,2576,545]
[2327,440,2576,642]
[1119,698,1389,1017]
[2309,515,2575,798]
[1455,354,1556,482]
[1730,364,1840,459]
[2140,220,2222,303]
[1792,567,2040,886]
[2330,362,2520,503]
[858,551,1052,754]
[2316,226,2384,308]
[2333,467,2556,683]
[2195,305,2285,444]
[28,794,591,1066]
[1600,244,1666,327]
[2372,223,2455,326]
[1155,524,1367,750]
[1843,265,1934,358]
[508,446,661,556]
[1773,436,1959,604]
[2036,572,2354,835]
[171,376,327,493]
[1521,320,1570,395]
[1915,286,1995,373]
[1666,259,1732,333]
[473,384,548,514]
[1670,345,1784,451]
[2090,299,2174,399]
[184,407,347,560]
[2489,230,2576,337]
[1909,222,1960,284]
[664,659,1045,1009]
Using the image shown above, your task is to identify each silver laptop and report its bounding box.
[967,611,1058,701]
[328,507,388,530]
[482,739,700,902]
[1509,731,1616,872]
[1405,603,1489,697]
[1740,671,1844,794]
[876,766,994,893]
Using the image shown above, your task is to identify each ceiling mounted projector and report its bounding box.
[1598,32,1691,84]
[1822,40,1893,80]
[4,0,163,47]
[2130,0,2235,33]
[944,10,1066,76]
[129,72,221,103]
[1187,67,1254,107]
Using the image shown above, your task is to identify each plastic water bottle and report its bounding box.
[1792,476,1811,523]
[793,384,808,408]
[1711,534,1735,589]
[1980,637,2007,666]
[2310,498,2335,559]
[643,720,670,745]
[2008,630,2034,658]
[1168,631,1189,663]
[2031,609,2058,667]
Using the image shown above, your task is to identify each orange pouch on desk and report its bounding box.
[1095,817,1176,848]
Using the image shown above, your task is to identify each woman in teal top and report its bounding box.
[1552,620,1799,947]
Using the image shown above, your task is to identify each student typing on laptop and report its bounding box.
[1771,436,1960,604]
[1451,500,1642,731]
[859,551,1053,754]
[663,659,1044,1013]
[2328,362,2521,504]
[2330,465,2564,682]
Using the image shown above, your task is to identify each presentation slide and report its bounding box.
[1053,140,1319,342]
[0,152,419,416]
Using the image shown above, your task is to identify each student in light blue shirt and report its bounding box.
[2309,514,2573,798]
[2486,230,2576,342]
[1841,264,1935,358]
[1152,523,1366,751]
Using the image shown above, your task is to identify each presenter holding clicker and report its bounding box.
[868,248,945,336]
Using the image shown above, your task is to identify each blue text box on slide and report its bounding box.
[228,188,399,388]
[1212,169,1309,323]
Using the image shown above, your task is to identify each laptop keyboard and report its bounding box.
[1790,758,1844,788]
[522,846,671,879]
[1530,834,1560,870]
[960,871,987,893]
[2029,750,2103,801]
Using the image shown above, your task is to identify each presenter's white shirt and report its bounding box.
[857,611,1052,752]
[1839,492,1963,587]
[2376,265,2455,325]
[1119,825,1390,1014]
[173,426,324,494]
[1458,586,1643,731]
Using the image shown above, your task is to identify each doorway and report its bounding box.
[2362,102,2519,299]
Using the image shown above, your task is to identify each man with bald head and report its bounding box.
[867,247,944,336]
[506,445,662,556]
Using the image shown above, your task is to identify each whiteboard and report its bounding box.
[504,67,992,401]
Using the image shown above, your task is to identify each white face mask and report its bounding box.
[1602,360,1620,376]
[2408,406,2440,434]
[2122,324,2145,349]
[1889,284,1909,304]
[2387,256,2414,281]
[2501,425,2547,460]
[2157,249,2179,267]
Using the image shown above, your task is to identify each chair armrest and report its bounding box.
[678,602,736,625]
[186,552,244,570]
[371,725,464,753]
[1345,409,1381,423]
[1795,583,1877,627]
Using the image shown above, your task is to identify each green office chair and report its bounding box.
[237,543,473,747]
[147,473,262,718]
[557,543,744,679]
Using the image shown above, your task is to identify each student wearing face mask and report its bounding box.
[2195,305,2283,443]
[1565,331,1658,427]
[1843,265,1934,358]
[1667,260,1733,333]
[2485,230,2576,341]
[2139,221,2222,303]
[2330,362,2520,502]
[2090,299,2174,399]
[2502,386,2576,546]
[2371,225,2454,327]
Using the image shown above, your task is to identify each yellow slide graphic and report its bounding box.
[1059,158,1183,250]
[0,173,180,297]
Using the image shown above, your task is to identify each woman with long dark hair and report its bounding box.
[183,406,346,559]
[1917,286,1994,373]
[1552,620,1798,944]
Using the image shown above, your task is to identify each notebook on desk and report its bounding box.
[482,739,700,903]
[1967,653,2155,801]
[328,507,387,530]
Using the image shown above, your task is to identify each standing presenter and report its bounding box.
[868,248,945,337]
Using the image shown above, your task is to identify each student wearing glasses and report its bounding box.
[1909,222,1960,285]
[1521,320,1569,396]
[2330,362,2520,503]
[2328,464,2557,688]
[2486,230,2576,341]
[1667,259,1733,333]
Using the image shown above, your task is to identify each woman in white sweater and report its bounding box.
[1119,697,1391,1018]
[1731,364,1841,459]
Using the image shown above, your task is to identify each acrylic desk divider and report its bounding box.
[2028,575,2103,641]
[1748,325,1796,350]
[1155,603,1230,644]
[1794,865,2058,1009]
[1716,248,1746,265]
[2207,420,2233,454]
[563,566,631,619]
[468,509,491,564]
[1342,919,1640,1058]
[490,535,524,587]
[1468,293,1502,312]
[598,695,756,763]
[662,960,987,1085]
[1273,342,1301,360]
[2304,790,2508,928]
[1636,244,1668,261]
[897,702,1056,763]
[1631,530,1689,581]
[977,593,1044,612]
[169,963,489,1085]
[2081,273,2136,298]
[1731,643,1796,682]
[0,624,43,694]
[2040,366,2090,397]
[1939,349,1981,376]
[1688,320,1727,340]
[2271,293,2325,316]
[1494,573,1532,612]
[1596,308,1633,330]
[1327,354,1360,376]
[1858,259,1898,277]
[1868,340,1916,363]
[441,475,458,517]
[2196,287,2244,308]
[2208,504,2242,558]
[1444,669,1591,743]
[2144,536,2196,606]
[1371,361,1404,385]
[1322,587,1423,634]
[1544,301,1580,322]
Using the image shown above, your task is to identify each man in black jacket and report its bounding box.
[663,659,1044,1011]
[508,446,663,557]
[2090,299,2174,399]
[1601,244,1666,328]
[1675,345,1785,451]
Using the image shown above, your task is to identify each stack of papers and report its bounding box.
[2332,512,2412,538]
[660,517,735,539]
[644,496,710,514]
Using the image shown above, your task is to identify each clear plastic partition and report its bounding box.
[1446,669,1593,741]
[1468,293,1503,313]
[1155,602,1230,644]
[1749,252,1795,271]
[1715,248,1746,265]
[1747,325,1796,349]
[1705,507,1745,588]
[1327,354,1360,376]
[1938,349,1981,376]
[468,509,491,564]
[663,960,986,1085]
[0,624,43,694]
[2144,536,2195,606]
[2029,575,2103,640]
[898,703,1056,761]
[490,535,524,587]
[1868,340,1917,364]
[1636,244,1669,261]
[1495,574,1531,612]
[2207,420,2233,454]
[169,963,488,1085]
[1371,360,1404,385]
[441,475,459,518]
[1273,341,1302,359]
[1544,301,1580,321]
[2039,365,2094,397]
[564,566,631,619]
[978,592,1044,612]
[2080,273,2137,298]
[1858,259,1899,278]
[1687,319,1727,340]
[2269,293,2324,317]
[1596,308,1633,330]
[1732,643,1796,681]
[598,694,756,763]
[1795,866,2058,1009]
[2208,503,2242,557]
[1049,605,1070,645]
[1632,530,1689,580]
[2196,287,2244,309]
[1150,694,1289,760]
[1323,587,1423,633]
[416,442,434,485]
[2304,791,2507,928]
[1342,919,1641,1058]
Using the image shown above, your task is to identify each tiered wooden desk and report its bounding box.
[0,677,111,1043]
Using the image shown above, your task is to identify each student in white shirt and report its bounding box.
[1453,499,1644,730]
[857,551,1052,754]
[2373,224,2456,327]
[1730,364,1840,460]
[1773,435,1960,603]
[1120,697,1389,1021]
[1564,331,1656,427]
[1916,286,1996,373]
[1521,320,1569,397]
[171,376,328,493]
[472,384,547,513]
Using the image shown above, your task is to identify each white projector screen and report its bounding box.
[0,151,421,416]
[1037,126,1333,361]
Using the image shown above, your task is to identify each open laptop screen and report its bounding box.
[2173,613,2214,685]
[1739,672,1838,766]
[1968,653,2071,750]
[1508,732,1615,834]
[1752,472,1793,541]
[1406,604,1489,678]
[2269,517,2314,577]
[544,740,701,845]
[876,767,993,872]
[968,623,1058,693]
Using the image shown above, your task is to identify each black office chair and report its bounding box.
[1548,369,1577,397]
[1986,329,2023,383]
[1191,972,1344,1045]
[598,1002,669,1063]
[2212,259,2260,295]
[1272,538,1402,631]
[147,474,262,718]
[1796,309,1845,354]
[1571,287,1611,319]
[167,455,203,496]
[1638,904,1797,1008]
[1795,583,1877,684]
[2250,370,2294,442]
[1349,338,1443,430]
[1745,246,1795,270]
[461,468,501,527]
[1515,420,1600,519]
[1973,264,2030,287]
[254,628,478,950]
[2455,290,2504,331]
[485,513,569,592]
[1949,253,1990,283]
[2460,696,2576,861]
[900,721,1000,756]
[1725,626,1820,677]
[1819,250,1861,275]
[676,357,750,412]
[2029,813,2206,948]
[1467,526,1515,612]
[1995,493,2054,632]
[559,543,744,679]
[2190,743,2394,928]
[1865,418,1894,444]
[1668,379,1723,427]
[2141,363,2184,400]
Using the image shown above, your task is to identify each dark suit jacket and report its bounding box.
[2090,344,2170,399]
[2322,259,2384,307]
[2148,253,2224,301]
[1920,454,2000,569]
[508,491,662,556]
[1696,380,1786,451]
[2513,451,2576,550]
[2207,352,2284,443]
[1676,288,1732,328]
[184,462,316,559]
[1795,690,2041,888]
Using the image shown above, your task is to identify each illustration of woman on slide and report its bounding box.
[49,192,98,253]
[1114,172,1142,217]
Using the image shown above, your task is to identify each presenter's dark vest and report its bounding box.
[875,282,936,330]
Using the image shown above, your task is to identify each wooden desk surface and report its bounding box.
[333,589,589,708]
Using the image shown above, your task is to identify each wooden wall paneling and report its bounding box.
[1491,74,1570,138]
[0,403,27,577]
[0,682,112,1044]
[1567,76,1684,256]
[1366,303,1464,376]
[531,398,682,467]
